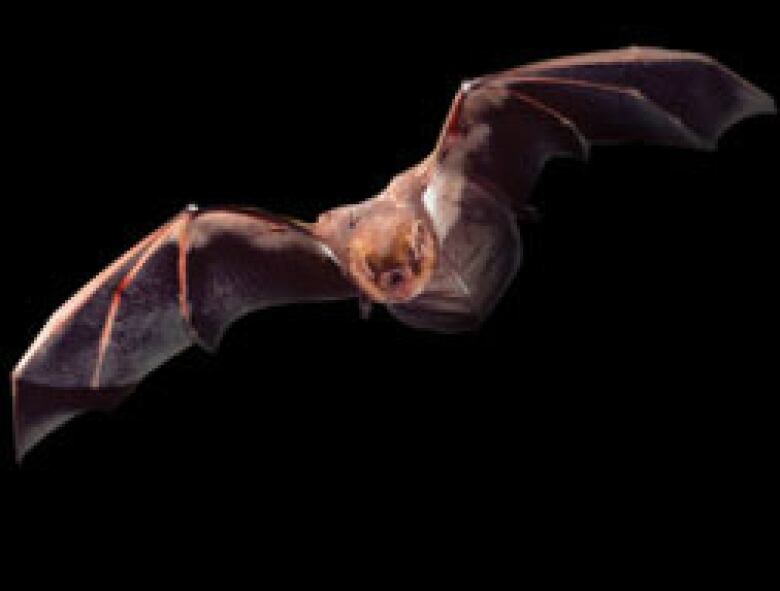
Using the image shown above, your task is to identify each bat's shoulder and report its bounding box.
[379,163,432,208]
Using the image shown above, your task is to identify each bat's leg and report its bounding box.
[359,295,373,320]
[516,204,542,223]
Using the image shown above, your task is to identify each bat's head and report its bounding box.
[347,215,437,304]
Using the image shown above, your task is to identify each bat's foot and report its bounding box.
[359,295,373,320]
[517,204,542,223]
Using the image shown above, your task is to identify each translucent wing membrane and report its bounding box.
[12,207,355,459]
[12,48,775,455]
[436,47,775,208]
[403,48,774,332]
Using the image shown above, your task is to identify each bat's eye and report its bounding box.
[366,256,381,279]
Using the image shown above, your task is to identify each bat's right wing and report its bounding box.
[390,47,774,333]
[12,206,356,460]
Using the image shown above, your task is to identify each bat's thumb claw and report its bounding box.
[461,78,483,93]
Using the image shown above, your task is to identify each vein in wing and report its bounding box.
[178,214,193,325]
[13,220,174,387]
[500,48,775,145]
[91,215,189,388]
[500,85,591,156]
[502,76,709,149]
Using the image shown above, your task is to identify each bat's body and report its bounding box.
[12,48,774,460]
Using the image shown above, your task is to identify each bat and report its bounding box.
[11,47,774,461]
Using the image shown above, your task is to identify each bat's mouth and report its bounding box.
[349,219,437,304]
[369,260,420,302]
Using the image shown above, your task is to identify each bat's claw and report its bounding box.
[460,78,483,93]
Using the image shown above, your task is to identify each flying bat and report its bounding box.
[12,47,774,461]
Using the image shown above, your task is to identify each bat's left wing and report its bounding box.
[390,47,775,332]
[434,47,775,211]
[12,206,356,460]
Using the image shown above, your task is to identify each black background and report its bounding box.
[2,15,776,535]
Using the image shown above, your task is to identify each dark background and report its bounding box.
[2,15,776,530]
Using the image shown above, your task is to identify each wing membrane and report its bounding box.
[12,206,356,459]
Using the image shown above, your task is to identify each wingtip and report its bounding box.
[10,375,136,464]
[10,370,27,464]
[757,90,777,116]
[740,74,776,116]
[10,374,44,464]
[721,86,777,142]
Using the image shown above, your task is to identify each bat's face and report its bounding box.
[347,215,437,304]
